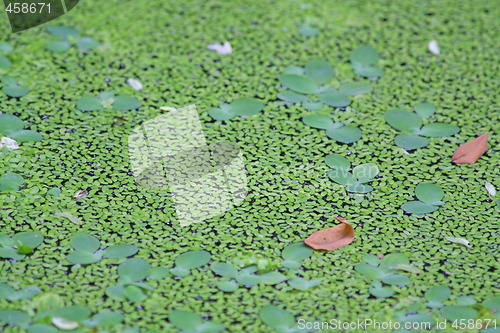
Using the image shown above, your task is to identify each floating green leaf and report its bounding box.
[318,92,351,107]
[394,134,430,149]
[352,63,384,78]
[71,233,100,253]
[230,98,264,116]
[47,25,80,39]
[414,102,436,118]
[102,244,139,259]
[441,306,478,322]
[324,154,351,171]
[175,250,211,270]
[0,42,13,54]
[355,263,384,280]
[118,258,151,282]
[385,109,422,133]
[419,123,460,137]
[0,114,24,133]
[288,277,321,290]
[425,285,451,308]
[76,37,100,51]
[76,95,104,111]
[338,82,372,96]
[362,254,380,266]
[349,45,379,65]
[415,183,444,204]
[260,271,287,285]
[112,95,141,111]
[302,113,335,129]
[54,212,82,225]
[0,55,12,70]
[8,130,43,142]
[325,125,362,143]
[217,279,239,292]
[279,74,319,94]
[46,41,71,53]
[0,309,31,328]
[259,305,295,329]
[211,262,239,278]
[297,23,320,37]
[369,281,394,298]
[305,59,334,84]
[277,90,310,103]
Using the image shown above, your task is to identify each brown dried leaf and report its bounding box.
[304,217,355,251]
[73,189,88,200]
[452,132,488,164]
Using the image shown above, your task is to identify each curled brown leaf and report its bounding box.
[452,132,488,164]
[304,217,355,251]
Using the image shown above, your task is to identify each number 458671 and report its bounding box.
[452,319,496,330]
[6,3,51,14]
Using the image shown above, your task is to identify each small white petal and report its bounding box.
[428,40,440,55]
[445,236,472,249]
[0,137,20,150]
[485,181,496,197]
[52,317,79,330]
[127,78,143,91]
[207,41,232,55]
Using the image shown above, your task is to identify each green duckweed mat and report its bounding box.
[0,0,499,332]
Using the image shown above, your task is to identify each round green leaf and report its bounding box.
[260,271,287,285]
[352,63,384,78]
[118,258,151,281]
[236,274,261,286]
[47,187,61,196]
[457,296,476,306]
[425,285,451,303]
[3,84,29,97]
[230,98,264,116]
[327,169,356,185]
[148,266,169,280]
[211,262,238,278]
[318,92,351,107]
[112,95,141,111]
[281,242,313,262]
[76,95,104,111]
[414,102,436,118]
[102,244,138,259]
[0,114,24,133]
[381,274,411,285]
[197,322,226,333]
[302,101,324,110]
[13,231,43,248]
[67,251,102,265]
[0,181,20,192]
[0,247,25,260]
[288,277,321,290]
[369,285,394,298]
[385,109,422,133]
[71,233,100,252]
[8,130,43,142]
[0,55,12,70]
[302,113,335,129]
[379,253,409,271]
[354,263,384,280]
[0,309,31,327]
[175,250,211,269]
[208,107,234,121]
[346,183,373,193]
[305,58,334,84]
[326,125,362,143]
[0,172,24,186]
[281,260,301,270]
[401,201,439,214]
[441,306,478,322]
[349,45,379,65]
[0,42,14,54]
[46,40,71,53]
[277,90,310,103]
[217,280,239,292]
[278,74,319,94]
[28,324,57,333]
[394,134,430,149]
[76,37,100,51]
[324,154,351,171]
[0,283,15,299]
[53,305,91,322]
[338,82,372,96]
[47,25,80,39]
[259,305,295,328]
[362,254,380,266]
[353,163,379,180]
[415,183,444,203]
[400,314,435,328]
[283,66,304,75]
[419,123,460,137]
[297,24,320,37]
[169,310,202,330]
[88,310,124,327]
[105,285,126,301]
[483,296,500,311]
[169,267,190,277]
[7,286,40,301]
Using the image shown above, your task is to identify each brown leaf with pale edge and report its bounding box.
[452,132,488,164]
[304,217,355,251]
[73,189,88,200]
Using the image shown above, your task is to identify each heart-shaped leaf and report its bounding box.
[415,183,444,204]
[318,92,351,107]
[326,125,362,143]
[279,74,319,94]
[414,102,436,118]
[305,58,334,84]
[385,109,422,133]
[394,134,430,149]
[419,123,459,137]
